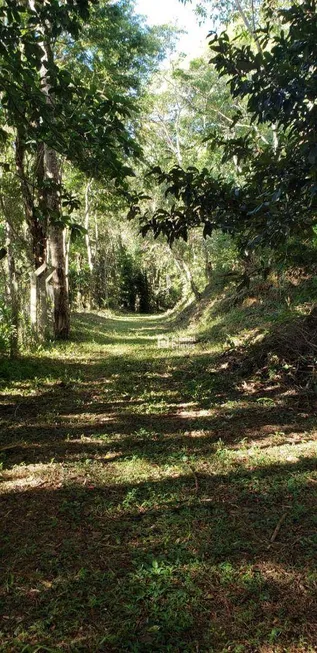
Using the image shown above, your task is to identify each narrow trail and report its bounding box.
[1,312,316,652]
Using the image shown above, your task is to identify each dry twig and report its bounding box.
[270,513,287,544]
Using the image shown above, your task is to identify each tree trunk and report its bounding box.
[84,178,93,309]
[40,35,70,339]
[45,145,70,339]
[233,1,279,152]
[234,0,262,53]
[5,219,19,357]
[203,239,213,283]
[182,259,201,300]
[15,131,48,337]
[84,179,94,273]
[49,223,69,338]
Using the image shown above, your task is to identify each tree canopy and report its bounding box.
[134,0,317,254]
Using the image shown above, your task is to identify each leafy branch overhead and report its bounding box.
[134,0,317,251]
[132,166,243,245]
[0,0,141,183]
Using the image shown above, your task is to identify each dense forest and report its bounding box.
[0,0,316,651]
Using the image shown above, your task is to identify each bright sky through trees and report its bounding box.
[134,0,209,57]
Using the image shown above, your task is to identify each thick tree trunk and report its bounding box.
[15,131,48,337]
[40,35,70,339]
[45,146,70,339]
[49,223,70,338]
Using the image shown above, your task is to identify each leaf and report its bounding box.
[70,223,88,242]
[308,146,317,165]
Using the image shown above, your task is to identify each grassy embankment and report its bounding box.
[0,277,316,651]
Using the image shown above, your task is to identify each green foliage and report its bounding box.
[0,301,15,355]
[181,0,264,28]
[208,0,317,244]
[68,263,92,308]
[119,250,151,313]
[206,230,239,273]
[0,0,154,201]
[135,165,242,244]
[136,0,317,263]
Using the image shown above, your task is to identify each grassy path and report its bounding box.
[0,312,316,652]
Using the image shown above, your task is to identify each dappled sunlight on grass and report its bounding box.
[0,310,316,651]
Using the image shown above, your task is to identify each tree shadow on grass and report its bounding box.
[1,312,316,649]
[1,379,313,470]
[73,312,172,347]
[1,341,315,472]
[1,458,316,651]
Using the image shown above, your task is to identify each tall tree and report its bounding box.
[0,0,168,340]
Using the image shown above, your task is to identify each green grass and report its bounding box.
[0,307,316,652]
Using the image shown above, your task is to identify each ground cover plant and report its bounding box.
[1,288,316,651]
